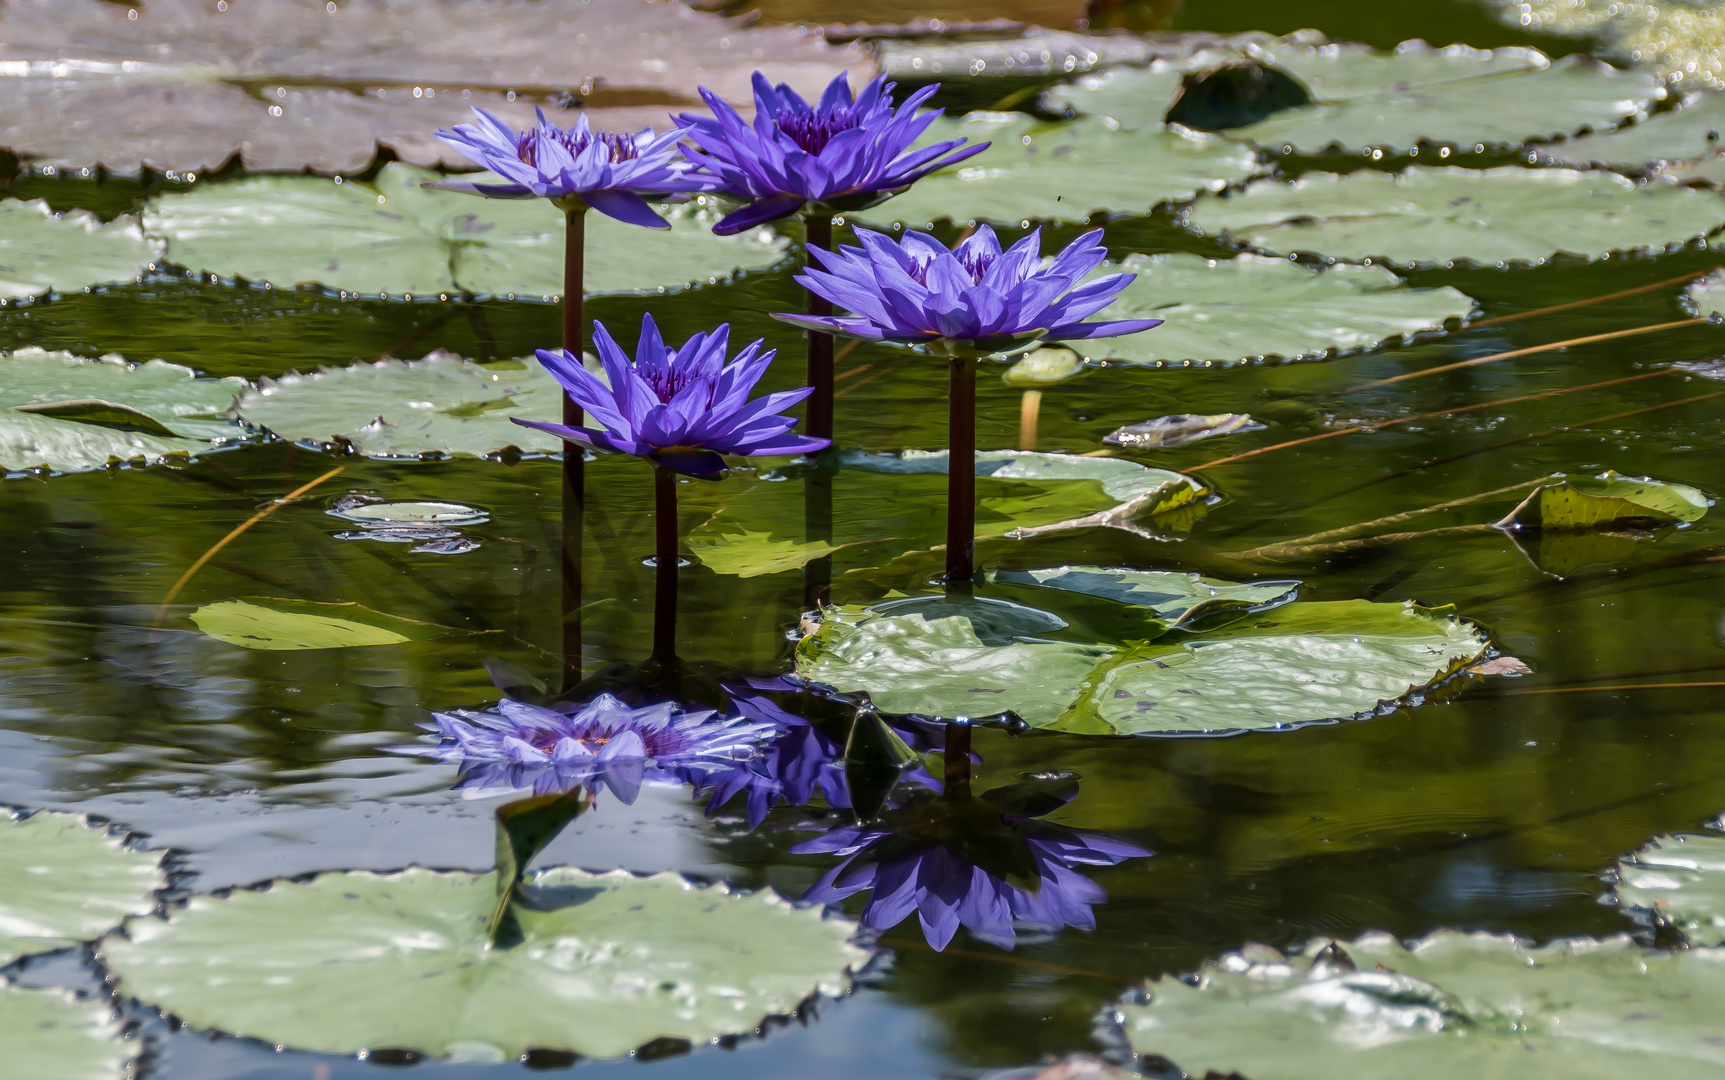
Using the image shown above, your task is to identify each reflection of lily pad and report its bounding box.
[145,166,790,298]
[1499,471,1709,530]
[232,351,563,460]
[1185,166,1725,267]
[1616,833,1725,945]
[1121,930,1725,1078]
[101,867,866,1061]
[0,199,161,299]
[189,598,453,651]
[0,985,132,1080]
[852,113,1261,228]
[0,811,165,966]
[1075,254,1474,366]
[0,350,249,475]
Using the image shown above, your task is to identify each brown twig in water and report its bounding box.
[1261,478,1554,549]
[1465,268,1721,330]
[1228,522,1500,563]
[833,363,875,384]
[148,465,345,633]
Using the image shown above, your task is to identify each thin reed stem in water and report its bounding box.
[1264,478,1554,549]
[1465,267,1720,329]
[1229,522,1500,563]
[1491,681,1725,696]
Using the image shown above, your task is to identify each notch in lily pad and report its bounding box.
[1164,60,1313,131]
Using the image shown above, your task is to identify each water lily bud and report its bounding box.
[1003,347,1086,389]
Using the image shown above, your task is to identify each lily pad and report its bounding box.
[0,811,165,966]
[1120,930,1725,1079]
[0,200,161,298]
[144,166,791,298]
[797,593,1482,732]
[685,531,849,579]
[189,597,453,651]
[0,350,249,475]
[1488,0,1725,93]
[100,866,866,1061]
[989,567,1298,626]
[0,986,132,1080]
[1615,833,1725,945]
[1546,93,1725,170]
[231,351,563,460]
[1051,42,1659,153]
[1684,268,1725,318]
[1184,166,1725,267]
[0,0,870,176]
[1073,253,1474,366]
[327,499,489,527]
[851,112,1262,228]
[1498,471,1710,530]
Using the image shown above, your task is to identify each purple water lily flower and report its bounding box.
[789,782,1150,951]
[513,315,831,476]
[676,72,988,235]
[426,108,708,229]
[774,226,1164,357]
[386,694,775,804]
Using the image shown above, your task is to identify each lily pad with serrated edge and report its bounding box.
[0,199,162,299]
[0,985,133,1080]
[1547,92,1725,170]
[851,112,1262,228]
[1120,930,1725,1079]
[1184,165,1725,267]
[99,866,867,1062]
[143,165,791,299]
[0,811,165,966]
[1498,471,1709,530]
[189,598,454,651]
[1683,268,1725,317]
[1073,253,1474,366]
[1615,832,1725,945]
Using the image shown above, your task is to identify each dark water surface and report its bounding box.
[5,1,1725,1077]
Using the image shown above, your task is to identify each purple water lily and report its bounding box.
[513,315,830,476]
[789,782,1150,951]
[426,108,708,229]
[775,226,1163,357]
[386,694,774,804]
[676,72,988,235]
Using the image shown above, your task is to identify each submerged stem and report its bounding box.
[1018,389,1042,451]
[803,211,835,611]
[562,206,588,691]
[652,467,679,664]
[946,356,978,583]
[944,718,972,798]
[1268,478,1555,549]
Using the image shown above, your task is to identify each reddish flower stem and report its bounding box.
[803,210,835,611]
[946,356,977,583]
[943,718,972,797]
[652,466,679,664]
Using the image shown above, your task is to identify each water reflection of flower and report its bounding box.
[386,694,773,804]
[790,781,1150,951]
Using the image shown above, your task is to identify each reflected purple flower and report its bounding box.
[426,108,708,229]
[386,693,774,804]
[676,72,987,234]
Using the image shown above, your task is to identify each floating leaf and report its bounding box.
[1498,471,1709,530]
[327,499,489,527]
[0,811,164,966]
[686,531,849,579]
[1546,93,1725,169]
[990,566,1298,626]
[0,985,132,1080]
[1075,253,1474,366]
[1684,268,1725,318]
[878,31,1172,80]
[1185,166,1725,267]
[100,866,866,1061]
[1616,833,1725,945]
[231,351,563,460]
[852,113,1261,228]
[1103,413,1263,448]
[0,350,248,475]
[0,200,161,298]
[188,597,453,651]
[1120,930,1725,1078]
[144,166,790,298]
[0,0,870,176]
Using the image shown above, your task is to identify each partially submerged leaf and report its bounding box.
[327,499,489,527]
[1683,268,1725,318]
[990,566,1297,626]
[685,530,848,579]
[1074,254,1475,367]
[1615,833,1725,945]
[1185,166,1725,267]
[1546,92,1725,170]
[11,399,179,437]
[0,985,133,1080]
[1121,930,1725,1078]
[189,597,453,651]
[1498,471,1709,530]
[100,866,867,1060]
[0,200,161,298]
[0,811,165,965]
[1104,413,1263,448]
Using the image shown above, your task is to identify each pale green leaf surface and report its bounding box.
[1549,92,1725,168]
[0,986,132,1080]
[0,200,161,299]
[100,866,866,1061]
[1122,930,1725,1079]
[189,598,452,651]
[990,566,1297,625]
[1683,267,1725,317]
[0,811,164,966]
[1616,833,1725,945]
[1186,165,1725,266]
[686,530,847,579]
[1075,254,1474,366]
[1503,471,1710,529]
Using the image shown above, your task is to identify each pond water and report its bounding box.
[4,0,1725,1077]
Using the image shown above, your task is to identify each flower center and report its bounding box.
[908,248,997,287]
[515,129,641,168]
[774,104,860,155]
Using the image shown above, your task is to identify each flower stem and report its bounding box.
[1018,389,1041,451]
[946,356,977,583]
[802,210,835,611]
[652,466,679,664]
[561,205,588,691]
[943,718,972,798]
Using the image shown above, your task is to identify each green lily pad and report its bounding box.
[1684,268,1725,317]
[0,811,165,966]
[189,597,453,651]
[231,351,564,460]
[0,986,132,1080]
[327,499,489,526]
[0,199,161,299]
[1120,930,1725,1078]
[1074,253,1474,366]
[989,566,1297,626]
[1050,42,1658,153]
[1546,93,1725,170]
[852,113,1262,228]
[143,165,791,299]
[797,593,1481,732]
[1615,833,1725,945]
[1184,165,1725,267]
[100,866,867,1062]
[0,349,250,475]
[1498,471,1710,530]
[685,531,849,579]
